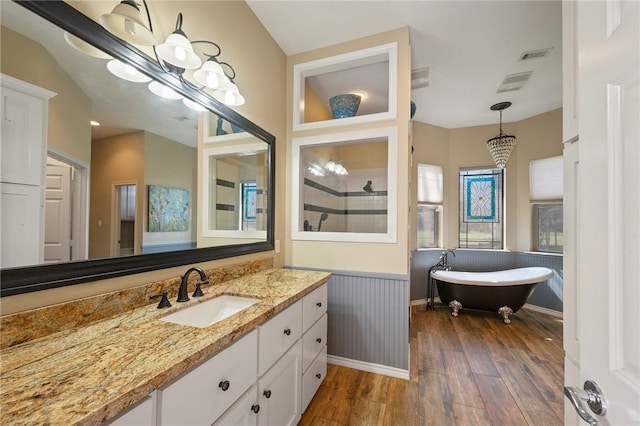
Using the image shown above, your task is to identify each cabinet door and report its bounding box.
[213,385,258,426]
[258,301,302,376]
[302,284,327,332]
[302,313,327,373]
[104,393,155,426]
[258,340,302,426]
[159,330,257,425]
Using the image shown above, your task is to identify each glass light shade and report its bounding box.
[193,60,227,89]
[325,160,336,171]
[156,33,202,70]
[148,81,183,100]
[64,32,112,59]
[99,1,156,46]
[107,59,151,83]
[182,98,206,112]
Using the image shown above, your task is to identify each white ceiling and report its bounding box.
[246,0,563,129]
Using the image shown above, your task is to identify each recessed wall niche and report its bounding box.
[291,127,398,243]
[292,43,398,131]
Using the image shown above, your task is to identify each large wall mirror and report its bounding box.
[0,1,275,296]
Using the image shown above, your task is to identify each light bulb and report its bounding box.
[124,18,136,36]
[174,46,186,62]
[206,73,219,88]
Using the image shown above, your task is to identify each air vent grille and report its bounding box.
[496,71,533,93]
[518,48,553,61]
[411,67,429,89]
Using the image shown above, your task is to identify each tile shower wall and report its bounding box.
[410,250,563,312]
[303,167,388,233]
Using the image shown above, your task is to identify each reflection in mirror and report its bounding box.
[201,135,268,243]
[0,1,275,296]
[292,128,397,243]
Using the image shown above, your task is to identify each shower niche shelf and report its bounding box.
[292,43,398,132]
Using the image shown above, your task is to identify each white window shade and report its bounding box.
[530,156,563,201]
[418,164,443,203]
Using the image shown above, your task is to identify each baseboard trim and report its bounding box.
[327,355,410,380]
[523,303,563,318]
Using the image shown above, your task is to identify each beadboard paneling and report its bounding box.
[327,272,409,370]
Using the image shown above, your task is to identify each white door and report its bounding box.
[44,164,71,263]
[565,1,640,424]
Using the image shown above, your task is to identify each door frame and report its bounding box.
[110,181,140,257]
[47,148,88,262]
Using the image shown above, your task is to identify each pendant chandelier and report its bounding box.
[486,102,516,169]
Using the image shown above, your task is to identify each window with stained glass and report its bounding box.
[459,168,503,249]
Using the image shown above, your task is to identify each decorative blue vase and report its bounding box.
[231,123,243,133]
[410,101,416,120]
[329,94,361,119]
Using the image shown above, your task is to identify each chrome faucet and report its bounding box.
[177,267,209,302]
[437,249,456,270]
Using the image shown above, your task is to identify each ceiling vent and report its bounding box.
[411,67,429,89]
[496,71,533,93]
[518,48,553,61]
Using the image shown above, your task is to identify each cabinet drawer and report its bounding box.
[302,313,327,373]
[302,347,327,412]
[258,301,302,376]
[303,284,327,332]
[160,329,257,426]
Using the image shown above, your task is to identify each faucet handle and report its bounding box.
[192,282,205,298]
[149,291,172,309]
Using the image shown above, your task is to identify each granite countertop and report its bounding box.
[0,268,331,425]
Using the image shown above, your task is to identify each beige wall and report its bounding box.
[1,26,92,164]
[286,27,412,276]
[89,132,145,259]
[410,108,563,252]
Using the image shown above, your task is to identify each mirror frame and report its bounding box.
[0,0,276,297]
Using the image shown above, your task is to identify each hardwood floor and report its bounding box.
[300,305,564,425]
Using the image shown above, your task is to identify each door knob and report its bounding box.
[564,380,607,425]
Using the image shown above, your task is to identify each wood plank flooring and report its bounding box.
[299,305,564,425]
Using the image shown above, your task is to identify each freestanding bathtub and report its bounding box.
[430,267,554,323]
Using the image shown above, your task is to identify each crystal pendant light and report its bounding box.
[486,102,516,169]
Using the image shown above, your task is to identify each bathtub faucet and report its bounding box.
[437,249,456,270]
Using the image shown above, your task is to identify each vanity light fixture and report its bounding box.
[97,1,245,106]
[486,101,516,169]
[324,160,348,176]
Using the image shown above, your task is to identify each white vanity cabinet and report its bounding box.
[122,283,328,426]
[158,329,258,426]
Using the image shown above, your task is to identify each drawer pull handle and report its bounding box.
[316,302,322,307]
[219,380,230,391]
[251,404,260,414]
[283,328,291,336]
[316,338,322,344]
[263,389,272,399]
[316,373,322,379]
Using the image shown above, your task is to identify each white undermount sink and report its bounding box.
[160,295,260,328]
